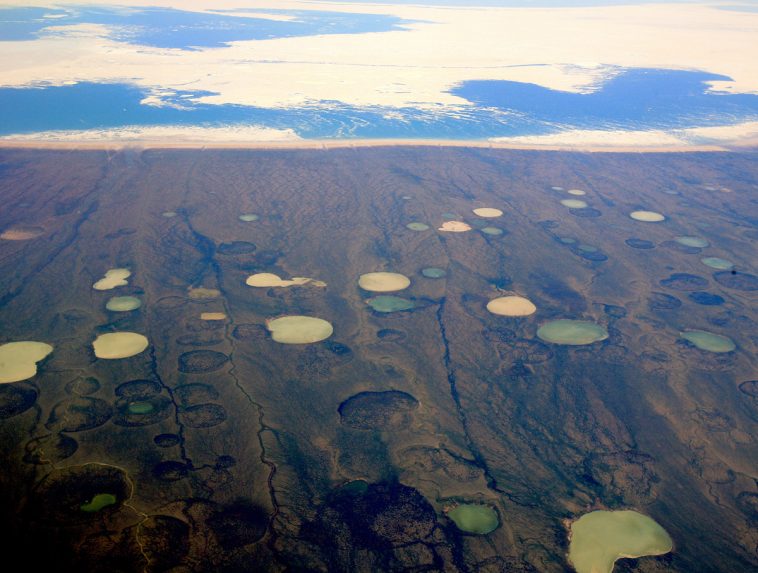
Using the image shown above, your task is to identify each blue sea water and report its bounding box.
[325,0,709,6]
[0,6,409,50]
[451,69,758,130]
[0,68,756,140]
[0,83,519,139]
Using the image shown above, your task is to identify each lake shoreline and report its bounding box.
[2,137,757,154]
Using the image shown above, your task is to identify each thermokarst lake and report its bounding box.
[0,147,757,572]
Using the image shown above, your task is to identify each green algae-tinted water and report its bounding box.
[128,401,155,414]
[239,213,259,222]
[680,330,736,353]
[537,320,608,345]
[366,295,415,313]
[406,222,430,231]
[701,256,734,270]
[421,267,446,278]
[447,504,499,534]
[481,226,504,236]
[675,236,709,248]
[80,493,118,513]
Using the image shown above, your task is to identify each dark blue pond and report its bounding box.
[0,6,409,50]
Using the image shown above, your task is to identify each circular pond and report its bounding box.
[473,207,503,218]
[486,296,536,317]
[358,272,411,292]
[0,341,53,383]
[680,330,736,353]
[106,296,141,312]
[92,333,149,359]
[537,320,608,345]
[568,510,672,573]
[422,267,446,279]
[30,464,129,524]
[481,226,504,236]
[567,189,586,196]
[267,316,334,344]
[701,257,734,270]
[406,222,429,231]
[438,221,472,232]
[366,296,415,313]
[675,236,709,248]
[239,214,259,222]
[114,395,172,427]
[630,211,665,222]
[687,292,724,306]
[447,504,499,534]
[560,199,588,209]
[625,238,655,249]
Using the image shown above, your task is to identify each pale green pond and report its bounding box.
[481,226,504,236]
[448,504,499,534]
[629,210,665,222]
[560,199,588,209]
[421,267,446,278]
[128,401,155,414]
[80,493,118,513]
[106,296,142,312]
[701,257,734,270]
[267,316,333,344]
[675,236,709,248]
[406,222,430,231]
[568,510,672,573]
[680,330,736,353]
[239,213,259,222]
[366,296,415,313]
[537,320,608,345]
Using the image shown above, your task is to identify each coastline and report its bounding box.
[1,137,756,153]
